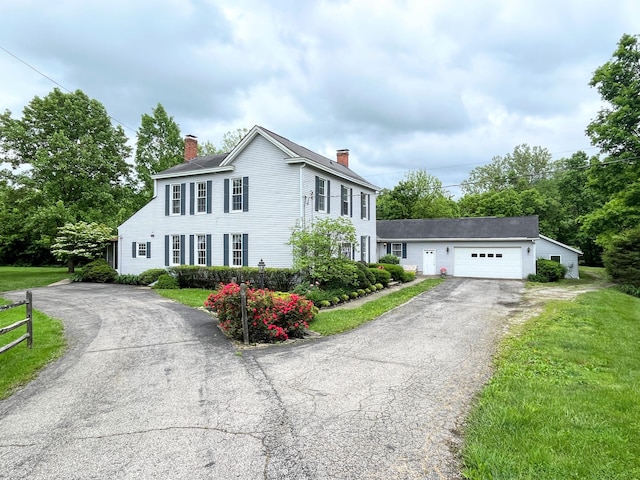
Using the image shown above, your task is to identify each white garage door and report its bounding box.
[454,247,522,279]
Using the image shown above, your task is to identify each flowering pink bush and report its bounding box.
[204,283,315,343]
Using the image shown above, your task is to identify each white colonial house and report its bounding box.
[117,126,379,275]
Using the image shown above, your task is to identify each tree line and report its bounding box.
[1,34,638,280]
[378,33,640,274]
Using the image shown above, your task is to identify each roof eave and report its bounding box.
[152,165,235,180]
[286,157,380,191]
[376,237,538,242]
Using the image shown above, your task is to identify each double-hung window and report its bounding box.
[138,242,147,258]
[391,243,403,258]
[171,184,181,215]
[171,235,181,265]
[232,178,243,211]
[196,234,207,266]
[361,193,369,219]
[196,182,207,213]
[341,242,353,259]
[341,185,351,216]
[317,177,327,212]
[232,234,243,266]
[360,236,369,263]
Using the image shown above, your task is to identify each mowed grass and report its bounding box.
[309,278,442,335]
[0,298,66,399]
[0,266,71,292]
[154,288,213,308]
[462,287,640,479]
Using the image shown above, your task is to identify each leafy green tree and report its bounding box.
[0,88,132,225]
[51,222,114,272]
[134,104,183,201]
[602,226,640,287]
[198,128,248,155]
[461,144,554,195]
[289,217,359,287]
[582,34,640,254]
[377,169,458,220]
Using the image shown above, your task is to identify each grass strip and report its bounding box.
[154,288,212,308]
[462,288,640,480]
[0,297,66,400]
[309,278,442,335]
[0,266,72,293]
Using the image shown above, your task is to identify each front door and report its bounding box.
[423,249,436,275]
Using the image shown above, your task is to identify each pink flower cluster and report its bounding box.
[204,283,315,343]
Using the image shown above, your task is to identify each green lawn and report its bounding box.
[0,267,68,399]
[462,287,640,479]
[154,288,212,308]
[0,266,72,292]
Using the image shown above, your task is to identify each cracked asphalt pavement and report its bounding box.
[0,279,523,479]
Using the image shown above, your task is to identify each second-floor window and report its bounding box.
[341,186,351,216]
[361,192,369,219]
[317,177,327,212]
[196,182,207,213]
[232,178,243,211]
[171,184,181,215]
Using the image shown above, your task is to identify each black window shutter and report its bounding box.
[189,235,194,265]
[242,234,248,267]
[315,176,319,211]
[165,185,170,216]
[206,180,212,214]
[387,243,391,255]
[360,192,365,219]
[360,236,365,262]
[367,236,371,263]
[147,242,151,258]
[243,176,249,212]
[367,194,371,220]
[223,234,229,266]
[327,180,330,213]
[179,235,185,264]
[164,235,170,266]
[189,182,195,215]
[132,242,136,258]
[224,179,229,213]
[402,243,407,259]
[180,183,186,215]
[206,234,212,266]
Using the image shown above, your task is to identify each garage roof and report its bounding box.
[377,216,539,240]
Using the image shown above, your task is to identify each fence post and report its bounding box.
[240,283,249,345]
[26,290,33,349]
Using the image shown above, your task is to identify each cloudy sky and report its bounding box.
[1,0,638,195]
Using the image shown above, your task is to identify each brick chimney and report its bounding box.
[336,149,349,167]
[184,135,198,162]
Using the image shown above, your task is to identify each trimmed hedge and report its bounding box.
[369,263,415,282]
[369,267,392,287]
[168,265,300,291]
[81,259,117,283]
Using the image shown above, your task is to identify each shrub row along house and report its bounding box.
[116,126,581,279]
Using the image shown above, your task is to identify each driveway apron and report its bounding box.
[0,279,523,479]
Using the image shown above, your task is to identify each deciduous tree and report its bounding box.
[51,222,114,273]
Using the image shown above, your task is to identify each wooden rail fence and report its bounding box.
[0,291,33,354]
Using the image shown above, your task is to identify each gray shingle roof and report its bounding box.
[157,153,229,175]
[154,126,378,189]
[377,216,539,240]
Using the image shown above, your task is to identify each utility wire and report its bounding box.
[0,45,137,133]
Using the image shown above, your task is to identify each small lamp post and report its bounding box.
[258,258,266,289]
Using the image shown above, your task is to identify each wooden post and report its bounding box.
[240,283,249,345]
[26,290,33,349]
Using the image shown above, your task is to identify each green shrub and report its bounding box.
[369,267,392,287]
[618,284,640,298]
[341,294,349,302]
[319,300,331,308]
[153,274,179,289]
[357,288,366,296]
[603,226,640,287]
[378,254,400,264]
[536,259,567,282]
[168,265,299,291]
[370,263,406,282]
[401,270,416,282]
[114,274,141,285]
[81,259,117,283]
[349,291,358,299]
[138,268,167,286]
[527,273,549,283]
[375,283,384,290]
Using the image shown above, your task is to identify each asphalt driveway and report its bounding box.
[0,279,523,479]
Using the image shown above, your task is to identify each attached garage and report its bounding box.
[453,247,522,279]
